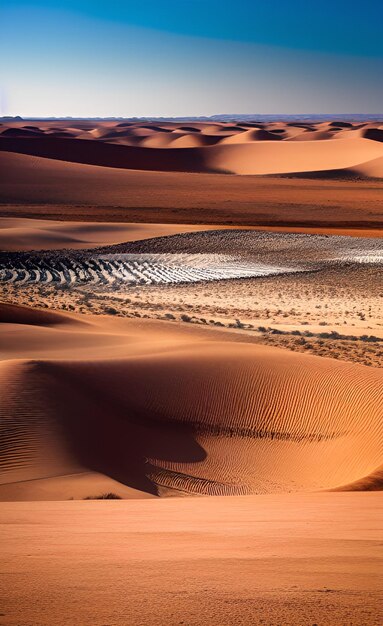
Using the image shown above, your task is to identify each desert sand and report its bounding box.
[1,494,382,625]
[1,120,383,625]
[0,217,214,251]
[2,121,383,233]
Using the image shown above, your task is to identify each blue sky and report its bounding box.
[1,1,382,116]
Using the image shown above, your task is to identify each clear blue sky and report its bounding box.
[1,0,382,116]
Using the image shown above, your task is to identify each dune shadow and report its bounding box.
[41,361,207,496]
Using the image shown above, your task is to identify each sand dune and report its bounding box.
[1,119,383,177]
[286,130,335,141]
[220,128,283,143]
[351,155,383,178]
[1,303,382,500]
[333,466,383,491]
[2,135,383,176]
[0,218,211,251]
[205,138,383,175]
[170,133,221,147]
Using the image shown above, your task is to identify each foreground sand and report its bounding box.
[1,493,382,625]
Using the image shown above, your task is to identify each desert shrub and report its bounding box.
[234,319,245,329]
[181,314,192,322]
[360,334,381,343]
[84,493,122,500]
[104,306,118,315]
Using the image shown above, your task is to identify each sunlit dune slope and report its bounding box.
[351,155,383,178]
[1,303,382,500]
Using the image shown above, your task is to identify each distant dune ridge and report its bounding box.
[1,119,383,177]
[1,302,382,500]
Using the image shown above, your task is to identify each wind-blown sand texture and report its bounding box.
[1,493,382,625]
[1,302,382,500]
[1,228,382,286]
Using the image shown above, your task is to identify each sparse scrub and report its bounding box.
[84,493,122,500]
[104,306,118,315]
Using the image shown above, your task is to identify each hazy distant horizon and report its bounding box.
[3,113,383,122]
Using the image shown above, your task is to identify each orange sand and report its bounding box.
[0,493,382,625]
[1,303,382,499]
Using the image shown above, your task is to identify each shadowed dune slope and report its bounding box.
[1,304,382,499]
[333,466,383,491]
[351,155,383,178]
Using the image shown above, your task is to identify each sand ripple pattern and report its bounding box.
[0,253,300,286]
[1,231,382,288]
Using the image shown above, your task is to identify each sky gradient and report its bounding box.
[1,1,383,117]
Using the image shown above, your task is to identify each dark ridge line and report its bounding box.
[182,422,346,443]
[0,206,383,232]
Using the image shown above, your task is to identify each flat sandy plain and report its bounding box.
[0,120,382,625]
[1,494,382,626]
